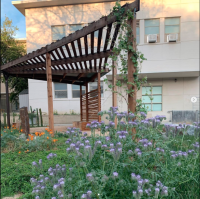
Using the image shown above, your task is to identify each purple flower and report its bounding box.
[138,180,143,185]
[101,144,108,149]
[113,172,118,178]
[85,140,90,144]
[39,159,42,165]
[105,136,110,141]
[81,194,86,198]
[140,112,147,118]
[136,175,141,180]
[87,190,92,196]
[86,173,93,181]
[132,191,137,197]
[110,149,115,154]
[135,148,141,153]
[127,150,134,155]
[32,162,38,166]
[131,173,136,180]
[138,189,143,196]
[110,143,114,148]
[137,152,142,157]
[53,184,60,190]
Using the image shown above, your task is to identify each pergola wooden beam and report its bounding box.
[7,68,110,75]
[7,51,112,71]
[1,1,139,71]
[72,73,84,83]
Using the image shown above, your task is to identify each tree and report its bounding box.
[1,16,28,104]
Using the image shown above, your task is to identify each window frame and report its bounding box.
[89,81,104,98]
[54,83,68,99]
[144,18,160,43]
[142,86,162,111]
[164,17,180,42]
[136,20,140,44]
[51,25,66,42]
[72,84,86,99]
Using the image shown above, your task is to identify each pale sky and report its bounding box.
[1,0,26,38]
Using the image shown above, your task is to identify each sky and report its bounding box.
[1,0,26,38]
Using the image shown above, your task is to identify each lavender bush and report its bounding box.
[29,107,199,199]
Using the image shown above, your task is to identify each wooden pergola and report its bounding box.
[1,0,139,132]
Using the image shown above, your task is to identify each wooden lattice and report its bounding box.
[81,89,100,122]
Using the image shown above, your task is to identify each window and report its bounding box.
[72,85,86,98]
[142,86,162,111]
[136,20,140,44]
[51,26,66,42]
[54,83,67,98]
[69,24,87,49]
[144,19,160,42]
[69,24,86,33]
[165,17,180,41]
[89,82,104,97]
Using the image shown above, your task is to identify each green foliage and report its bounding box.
[1,137,70,198]
[28,112,36,127]
[39,108,43,127]
[3,112,7,127]
[13,112,17,123]
[36,109,39,127]
[1,128,59,153]
[70,110,78,115]
[54,110,59,115]
[1,16,28,104]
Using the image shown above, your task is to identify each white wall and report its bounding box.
[26,0,199,120]
[136,0,199,74]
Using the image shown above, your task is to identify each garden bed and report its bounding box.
[1,107,199,199]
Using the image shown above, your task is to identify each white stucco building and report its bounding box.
[13,0,199,122]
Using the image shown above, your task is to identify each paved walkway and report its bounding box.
[2,193,23,199]
[30,125,71,133]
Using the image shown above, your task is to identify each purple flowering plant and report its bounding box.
[29,106,199,199]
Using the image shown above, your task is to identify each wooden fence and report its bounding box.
[81,89,100,122]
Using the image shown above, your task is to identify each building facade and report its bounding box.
[12,0,199,122]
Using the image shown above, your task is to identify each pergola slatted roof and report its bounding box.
[1,0,139,86]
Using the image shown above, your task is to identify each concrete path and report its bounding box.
[2,193,23,199]
[30,125,71,133]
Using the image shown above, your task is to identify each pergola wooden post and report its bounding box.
[80,85,82,121]
[127,13,137,114]
[112,61,117,126]
[86,83,89,122]
[112,61,117,108]
[97,72,101,122]
[46,53,54,133]
[3,73,10,128]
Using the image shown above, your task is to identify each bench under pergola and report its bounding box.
[1,0,139,132]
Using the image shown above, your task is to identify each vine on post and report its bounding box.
[103,1,150,114]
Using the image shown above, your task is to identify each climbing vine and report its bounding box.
[103,1,151,113]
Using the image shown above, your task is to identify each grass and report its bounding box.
[1,136,70,199]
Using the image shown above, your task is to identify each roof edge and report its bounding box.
[12,0,129,16]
